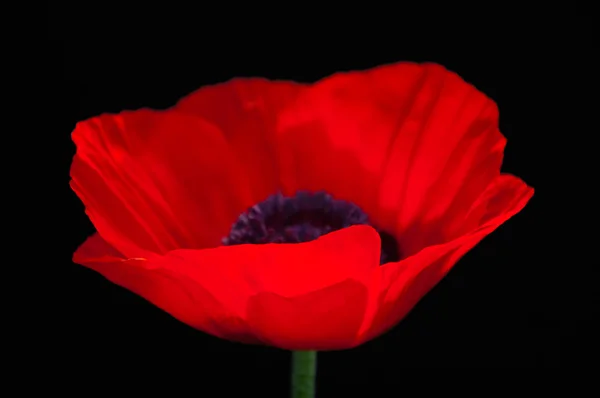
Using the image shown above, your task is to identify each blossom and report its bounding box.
[71,62,533,350]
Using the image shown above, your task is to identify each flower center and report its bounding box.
[222,191,400,264]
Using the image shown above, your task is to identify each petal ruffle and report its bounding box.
[70,110,254,258]
[157,225,381,318]
[74,226,381,349]
[357,174,534,343]
[246,279,368,350]
[273,63,428,221]
[174,78,304,203]
[374,64,506,255]
[272,62,506,257]
[73,234,259,343]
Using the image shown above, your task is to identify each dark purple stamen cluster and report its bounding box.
[222,191,400,264]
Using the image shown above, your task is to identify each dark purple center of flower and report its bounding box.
[222,191,400,264]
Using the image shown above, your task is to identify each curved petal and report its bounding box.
[73,234,259,343]
[70,110,254,258]
[374,63,506,255]
[246,279,368,350]
[274,63,428,219]
[272,62,506,257]
[157,225,381,321]
[75,227,381,349]
[174,78,305,203]
[357,174,534,343]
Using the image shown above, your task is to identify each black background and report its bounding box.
[50,3,594,393]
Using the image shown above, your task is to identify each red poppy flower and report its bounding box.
[71,62,533,350]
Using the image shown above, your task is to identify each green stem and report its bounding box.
[291,350,317,398]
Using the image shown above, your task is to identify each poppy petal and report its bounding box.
[73,234,259,343]
[70,110,254,258]
[246,279,368,350]
[274,63,428,219]
[174,78,304,203]
[156,225,381,324]
[77,226,381,348]
[374,63,506,255]
[358,174,533,342]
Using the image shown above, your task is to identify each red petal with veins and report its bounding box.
[71,110,255,257]
[74,226,381,350]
